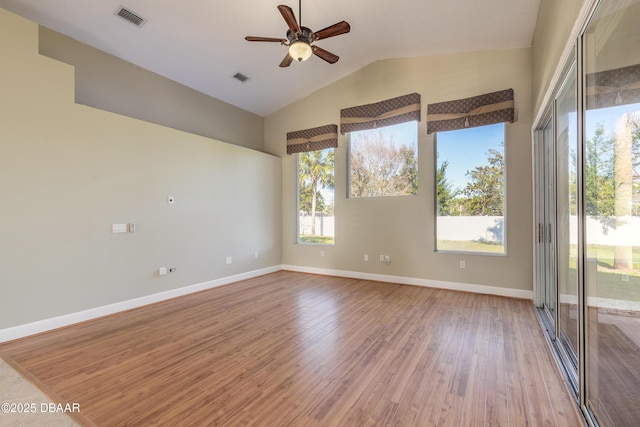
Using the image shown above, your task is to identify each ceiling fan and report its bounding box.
[245,0,351,67]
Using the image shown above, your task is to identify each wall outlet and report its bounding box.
[459,260,466,269]
[364,254,368,261]
[168,196,175,205]
[169,268,176,273]
[225,256,232,265]
[159,267,168,276]
[254,251,259,260]
[320,251,325,258]
[379,255,385,262]
[622,274,629,282]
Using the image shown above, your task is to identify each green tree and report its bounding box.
[436,157,459,215]
[399,145,418,195]
[350,129,417,197]
[299,183,326,214]
[631,114,640,215]
[462,144,504,216]
[584,123,615,217]
[299,149,334,235]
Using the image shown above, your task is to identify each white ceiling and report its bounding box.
[0,0,541,117]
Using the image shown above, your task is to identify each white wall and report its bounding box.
[38,27,265,152]
[0,9,282,330]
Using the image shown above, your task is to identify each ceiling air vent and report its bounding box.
[116,7,146,27]
[233,73,250,83]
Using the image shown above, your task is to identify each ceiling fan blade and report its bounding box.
[245,36,287,43]
[312,46,339,64]
[314,21,350,40]
[279,53,294,68]
[277,4,301,35]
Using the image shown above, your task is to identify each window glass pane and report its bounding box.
[297,148,335,245]
[349,121,418,197]
[436,123,506,254]
[584,1,640,424]
[556,67,579,366]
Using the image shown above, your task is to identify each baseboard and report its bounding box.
[1,264,534,343]
[0,265,281,343]
[282,265,534,300]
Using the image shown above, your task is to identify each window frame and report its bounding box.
[346,120,419,199]
[434,122,507,256]
[295,148,336,246]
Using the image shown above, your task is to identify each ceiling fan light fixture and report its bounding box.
[245,3,349,67]
[289,40,312,62]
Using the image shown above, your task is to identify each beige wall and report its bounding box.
[0,9,281,329]
[532,0,586,116]
[38,27,265,152]
[265,48,534,292]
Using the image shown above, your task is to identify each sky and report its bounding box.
[351,121,419,148]
[315,121,503,203]
[311,102,639,207]
[349,120,505,193]
[586,103,640,138]
[436,123,505,191]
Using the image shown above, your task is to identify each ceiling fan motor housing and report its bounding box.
[287,26,314,44]
[245,4,348,67]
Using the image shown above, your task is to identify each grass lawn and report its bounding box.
[567,244,640,272]
[299,235,335,245]
[563,245,639,302]
[437,240,505,254]
[586,245,640,271]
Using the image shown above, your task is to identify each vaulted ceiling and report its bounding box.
[0,0,541,116]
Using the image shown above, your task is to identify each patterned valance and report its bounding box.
[586,63,640,110]
[340,93,421,134]
[426,89,514,134]
[286,124,338,155]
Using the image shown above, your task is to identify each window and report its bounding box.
[348,121,418,197]
[436,123,505,254]
[297,148,335,245]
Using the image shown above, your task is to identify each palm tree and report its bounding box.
[299,149,335,235]
[613,114,633,270]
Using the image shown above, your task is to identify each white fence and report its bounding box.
[576,216,640,246]
[437,216,504,243]
[299,215,639,246]
[299,213,335,236]
[299,215,503,241]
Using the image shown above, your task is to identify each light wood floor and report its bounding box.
[0,272,583,426]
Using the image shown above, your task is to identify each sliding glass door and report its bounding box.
[535,1,640,425]
[583,0,640,424]
[555,66,580,378]
[540,115,557,330]
[535,61,580,387]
